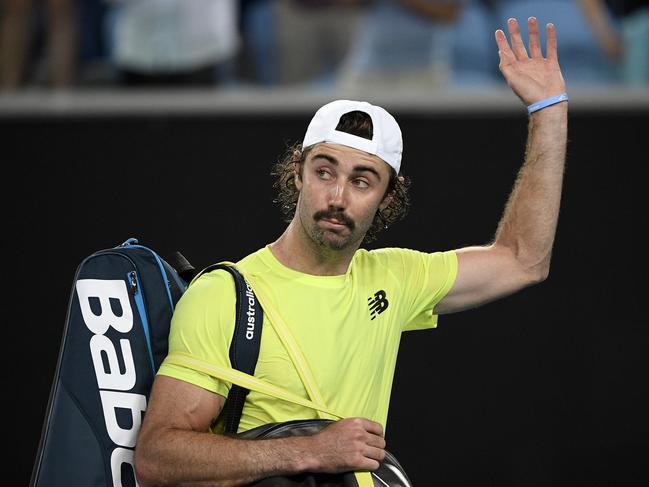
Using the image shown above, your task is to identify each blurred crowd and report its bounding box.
[1,0,648,92]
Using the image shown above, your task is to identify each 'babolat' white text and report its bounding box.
[76,278,145,487]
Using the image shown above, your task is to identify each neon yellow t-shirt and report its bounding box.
[158,245,457,433]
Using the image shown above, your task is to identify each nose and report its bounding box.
[328,181,347,209]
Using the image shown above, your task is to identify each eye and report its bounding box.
[317,169,332,180]
[353,178,369,189]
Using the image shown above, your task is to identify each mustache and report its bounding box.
[313,209,355,230]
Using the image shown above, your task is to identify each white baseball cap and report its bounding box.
[302,100,403,174]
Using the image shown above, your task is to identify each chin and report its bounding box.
[317,230,360,251]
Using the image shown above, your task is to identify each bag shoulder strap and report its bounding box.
[165,352,342,419]
[191,263,263,434]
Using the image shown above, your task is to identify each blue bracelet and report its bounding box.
[527,93,569,114]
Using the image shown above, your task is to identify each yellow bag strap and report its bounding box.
[166,352,343,419]
[239,270,331,416]
[354,472,374,487]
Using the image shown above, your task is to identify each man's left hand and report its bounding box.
[495,17,567,106]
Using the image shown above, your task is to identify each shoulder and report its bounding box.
[168,267,240,350]
[176,246,269,312]
[184,247,267,297]
[367,247,456,262]
[354,247,457,281]
[350,247,415,283]
[174,268,238,320]
[355,247,437,267]
[189,267,237,296]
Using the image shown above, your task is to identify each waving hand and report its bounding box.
[495,17,567,105]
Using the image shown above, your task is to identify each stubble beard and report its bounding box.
[312,224,356,251]
[305,208,373,252]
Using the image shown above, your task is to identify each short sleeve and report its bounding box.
[374,248,457,331]
[157,270,237,398]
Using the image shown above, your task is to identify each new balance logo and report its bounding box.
[368,290,389,320]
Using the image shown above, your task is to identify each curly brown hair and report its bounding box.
[271,111,411,244]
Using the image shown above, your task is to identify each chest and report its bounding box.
[258,281,402,389]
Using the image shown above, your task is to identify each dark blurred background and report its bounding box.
[2,0,648,486]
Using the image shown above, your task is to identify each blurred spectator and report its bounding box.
[105,0,239,87]
[336,0,466,90]
[275,0,368,86]
[0,0,77,90]
[449,0,502,86]
[237,0,280,86]
[603,0,649,85]
[76,0,113,85]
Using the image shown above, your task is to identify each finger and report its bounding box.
[528,16,542,59]
[508,18,529,60]
[357,458,381,472]
[363,445,386,464]
[495,29,516,66]
[546,22,558,62]
[364,432,387,450]
[360,418,384,437]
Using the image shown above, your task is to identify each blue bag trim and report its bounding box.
[122,241,176,312]
[129,271,156,374]
[131,245,175,311]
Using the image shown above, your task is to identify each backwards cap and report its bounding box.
[302,100,403,174]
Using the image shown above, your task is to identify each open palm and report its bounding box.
[495,17,567,106]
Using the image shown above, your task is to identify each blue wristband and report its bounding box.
[527,93,569,114]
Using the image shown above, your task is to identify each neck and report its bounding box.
[270,219,359,276]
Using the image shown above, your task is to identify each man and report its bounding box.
[135,17,568,486]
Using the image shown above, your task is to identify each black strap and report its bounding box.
[193,264,264,434]
[166,251,197,283]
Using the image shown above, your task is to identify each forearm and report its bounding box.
[494,102,568,277]
[135,428,316,487]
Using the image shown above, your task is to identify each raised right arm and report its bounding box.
[134,375,387,487]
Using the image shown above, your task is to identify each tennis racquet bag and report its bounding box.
[30,238,192,487]
[240,420,413,487]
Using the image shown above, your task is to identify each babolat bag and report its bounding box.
[31,238,263,487]
[239,419,413,487]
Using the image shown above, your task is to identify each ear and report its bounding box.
[378,175,403,211]
[294,161,303,190]
[379,193,392,211]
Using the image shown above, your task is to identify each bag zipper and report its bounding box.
[128,270,156,374]
[120,238,179,311]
